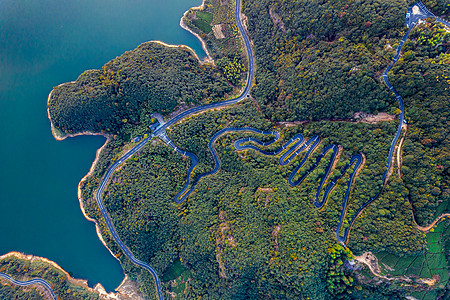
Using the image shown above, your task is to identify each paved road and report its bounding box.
[0,272,57,300]
[153,0,253,136]
[415,1,450,28]
[342,1,450,243]
[91,0,253,299]
[169,1,450,244]
[90,3,449,297]
[170,127,362,242]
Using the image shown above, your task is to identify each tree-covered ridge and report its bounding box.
[0,255,99,300]
[422,0,450,16]
[48,42,233,137]
[242,0,418,122]
[388,20,449,226]
[77,99,427,299]
[45,0,450,298]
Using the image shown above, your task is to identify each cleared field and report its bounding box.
[427,241,441,253]
[427,232,441,243]
[392,256,416,276]
[406,255,424,274]
[371,220,449,299]
[378,252,400,272]
[193,18,212,33]
[162,259,187,282]
[196,11,213,24]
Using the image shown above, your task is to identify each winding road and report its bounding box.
[0,272,57,300]
[153,0,253,136]
[167,2,449,244]
[91,0,253,299]
[169,127,363,242]
[87,1,449,298]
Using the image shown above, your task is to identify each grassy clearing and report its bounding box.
[377,251,390,261]
[426,253,446,270]
[427,241,441,253]
[411,290,427,300]
[196,11,213,24]
[192,18,212,33]
[433,267,449,287]
[422,290,437,300]
[392,256,415,276]
[427,232,441,243]
[419,265,432,277]
[162,259,187,282]
[162,267,193,299]
[406,255,424,274]
[378,252,399,270]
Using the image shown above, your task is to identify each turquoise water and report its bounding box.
[0,0,204,291]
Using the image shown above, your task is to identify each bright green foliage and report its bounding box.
[193,11,214,33]
[389,21,450,226]
[197,11,213,24]
[360,220,450,300]
[327,244,355,298]
[217,56,246,85]
[162,259,187,282]
[416,23,448,47]
[192,18,212,33]
[49,0,450,299]
[183,0,244,61]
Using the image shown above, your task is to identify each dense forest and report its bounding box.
[79,100,434,299]
[0,255,99,300]
[388,20,449,226]
[46,0,450,299]
[243,0,407,122]
[48,42,233,138]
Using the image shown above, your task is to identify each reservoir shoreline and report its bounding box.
[0,252,139,299]
[42,0,211,294]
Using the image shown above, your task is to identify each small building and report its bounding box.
[132,135,142,142]
[149,120,160,132]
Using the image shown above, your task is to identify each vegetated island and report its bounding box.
[6,0,448,299]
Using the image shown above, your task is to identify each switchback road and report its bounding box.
[91,3,449,299]
[92,0,253,299]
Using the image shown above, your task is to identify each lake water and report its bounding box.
[0,0,204,291]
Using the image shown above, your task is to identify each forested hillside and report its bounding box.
[389,20,449,226]
[242,0,449,122]
[84,101,424,299]
[242,0,409,121]
[48,42,232,137]
[0,255,99,300]
[48,0,450,299]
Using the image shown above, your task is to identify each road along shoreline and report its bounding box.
[0,271,57,300]
[46,0,253,299]
[43,1,449,298]
[0,252,138,300]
